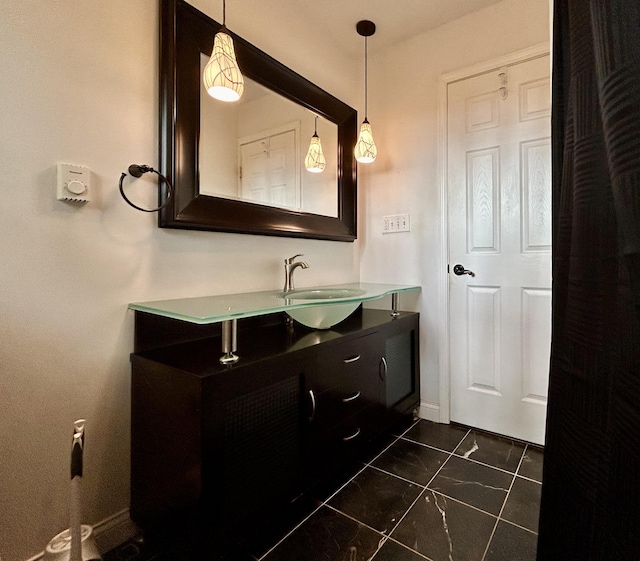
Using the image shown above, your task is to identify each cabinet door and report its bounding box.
[380,314,421,424]
[201,353,313,523]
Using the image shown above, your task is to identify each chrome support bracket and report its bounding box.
[219,319,239,364]
[391,292,400,318]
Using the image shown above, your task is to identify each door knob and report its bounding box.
[453,264,475,277]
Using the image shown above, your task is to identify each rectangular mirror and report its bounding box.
[159,0,357,241]
[199,62,339,217]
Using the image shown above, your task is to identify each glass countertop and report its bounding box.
[129,282,420,325]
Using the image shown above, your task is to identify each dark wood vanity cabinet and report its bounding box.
[130,308,419,529]
[131,347,313,528]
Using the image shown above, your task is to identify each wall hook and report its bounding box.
[119,165,173,213]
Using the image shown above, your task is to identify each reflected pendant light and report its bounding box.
[203,0,244,102]
[305,116,326,173]
[354,20,377,164]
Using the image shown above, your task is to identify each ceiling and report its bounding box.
[269,0,504,56]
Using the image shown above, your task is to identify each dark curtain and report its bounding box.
[537,1,640,560]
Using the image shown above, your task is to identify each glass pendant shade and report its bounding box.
[203,30,244,102]
[305,133,326,173]
[355,22,377,164]
[354,119,377,163]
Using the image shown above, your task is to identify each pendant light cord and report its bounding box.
[222,0,226,26]
[364,36,368,120]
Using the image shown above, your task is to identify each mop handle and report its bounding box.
[70,419,85,561]
[71,419,85,478]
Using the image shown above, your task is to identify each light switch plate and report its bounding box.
[57,163,90,202]
[383,213,410,233]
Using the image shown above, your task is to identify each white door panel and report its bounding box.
[448,55,551,445]
[240,129,299,209]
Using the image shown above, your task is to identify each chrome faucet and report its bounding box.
[283,254,309,293]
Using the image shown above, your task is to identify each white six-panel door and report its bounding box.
[239,129,299,209]
[447,55,551,445]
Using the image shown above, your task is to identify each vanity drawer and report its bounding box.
[310,383,372,434]
[306,404,381,476]
[315,333,382,392]
[308,333,383,435]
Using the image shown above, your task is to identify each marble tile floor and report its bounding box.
[104,420,543,561]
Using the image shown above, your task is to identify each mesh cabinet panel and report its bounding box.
[220,376,302,516]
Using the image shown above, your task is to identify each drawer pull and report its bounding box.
[343,354,361,364]
[343,428,361,442]
[308,389,316,423]
[380,357,388,381]
[342,391,361,403]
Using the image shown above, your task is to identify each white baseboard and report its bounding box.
[417,400,442,423]
[25,509,137,561]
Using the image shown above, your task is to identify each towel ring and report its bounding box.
[119,164,173,213]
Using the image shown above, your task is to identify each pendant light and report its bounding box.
[354,20,377,164]
[202,0,244,102]
[305,116,326,173]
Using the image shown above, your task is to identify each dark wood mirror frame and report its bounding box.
[158,0,358,241]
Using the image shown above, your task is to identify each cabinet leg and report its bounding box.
[220,319,239,364]
[391,293,400,318]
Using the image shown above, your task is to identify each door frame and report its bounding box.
[437,43,550,424]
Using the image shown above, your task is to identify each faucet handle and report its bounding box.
[285,254,304,264]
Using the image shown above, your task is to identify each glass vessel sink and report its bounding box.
[278,288,366,300]
[279,288,367,328]
[284,303,360,329]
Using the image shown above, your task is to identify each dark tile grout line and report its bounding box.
[374,535,436,561]
[379,535,434,560]
[499,516,539,536]
[517,473,543,484]
[480,443,529,561]
[322,502,395,547]
[367,462,434,488]
[401,434,538,480]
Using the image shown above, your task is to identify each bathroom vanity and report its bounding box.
[128,284,420,531]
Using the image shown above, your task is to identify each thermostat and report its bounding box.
[57,163,90,202]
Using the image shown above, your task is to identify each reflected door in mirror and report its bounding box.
[239,129,298,209]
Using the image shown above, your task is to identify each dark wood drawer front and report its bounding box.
[311,334,381,433]
[311,385,368,434]
[317,405,381,467]
[318,335,380,397]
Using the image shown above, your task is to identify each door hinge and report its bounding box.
[498,66,508,100]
